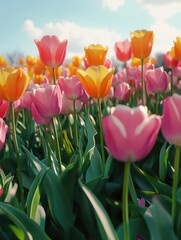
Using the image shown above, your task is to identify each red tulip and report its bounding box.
[162,94,181,146]
[102,105,161,162]
[34,35,68,68]
[114,39,132,62]
[0,100,9,118]
[163,51,178,69]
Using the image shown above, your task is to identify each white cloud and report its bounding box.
[23,19,122,59]
[23,20,43,38]
[151,20,180,55]
[137,0,181,20]
[102,0,125,11]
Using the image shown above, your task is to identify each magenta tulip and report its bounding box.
[34,35,68,68]
[0,118,8,151]
[145,67,170,94]
[31,84,62,125]
[161,94,181,146]
[102,105,161,162]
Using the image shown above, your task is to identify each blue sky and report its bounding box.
[0,0,181,60]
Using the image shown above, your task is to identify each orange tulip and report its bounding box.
[130,30,154,59]
[173,37,181,60]
[76,65,114,99]
[84,44,108,66]
[0,67,29,102]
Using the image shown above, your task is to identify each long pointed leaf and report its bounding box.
[79,179,119,240]
[0,202,50,240]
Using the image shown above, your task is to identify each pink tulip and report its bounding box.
[61,94,83,115]
[102,105,161,162]
[0,100,9,118]
[114,82,131,102]
[0,118,8,151]
[114,39,132,62]
[31,84,62,125]
[20,91,34,110]
[58,75,84,100]
[145,67,170,94]
[173,65,181,78]
[161,94,181,146]
[34,35,68,68]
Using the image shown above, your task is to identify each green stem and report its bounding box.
[170,70,173,96]
[172,146,180,222]
[141,59,146,106]
[97,98,105,169]
[10,102,25,211]
[52,117,62,174]
[155,93,159,115]
[73,100,79,152]
[122,161,131,240]
[52,68,56,85]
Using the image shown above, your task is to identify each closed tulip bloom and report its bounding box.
[173,37,181,61]
[163,51,178,68]
[145,67,169,94]
[130,30,154,59]
[31,84,62,125]
[84,44,108,66]
[0,118,8,151]
[161,94,181,146]
[58,75,84,100]
[76,65,114,99]
[0,67,29,102]
[114,39,132,62]
[34,35,68,68]
[102,105,161,162]
[114,82,131,101]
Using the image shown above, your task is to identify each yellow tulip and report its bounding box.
[173,37,181,60]
[84,44,108,66]
[76,65,114,99]
[0,67,29,102]
[130,30,154,59]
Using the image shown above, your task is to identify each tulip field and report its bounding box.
[1,31,181,240]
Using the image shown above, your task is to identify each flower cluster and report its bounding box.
[0,30,181,240]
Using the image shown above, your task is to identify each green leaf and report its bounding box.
[23,146,48,176]
[133,164,172,196]
[86,147,103,182]
[83,113,97,160]
[79,179,119,240]
[60,160,78,208]
[144,198,177,240]
[26,168,47,224]
[159,142,173,181]
[117,217,149,240]
[104,154,113,178]
[81,113,97,174]
[0,202,51,240]
[43,169,74,230]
